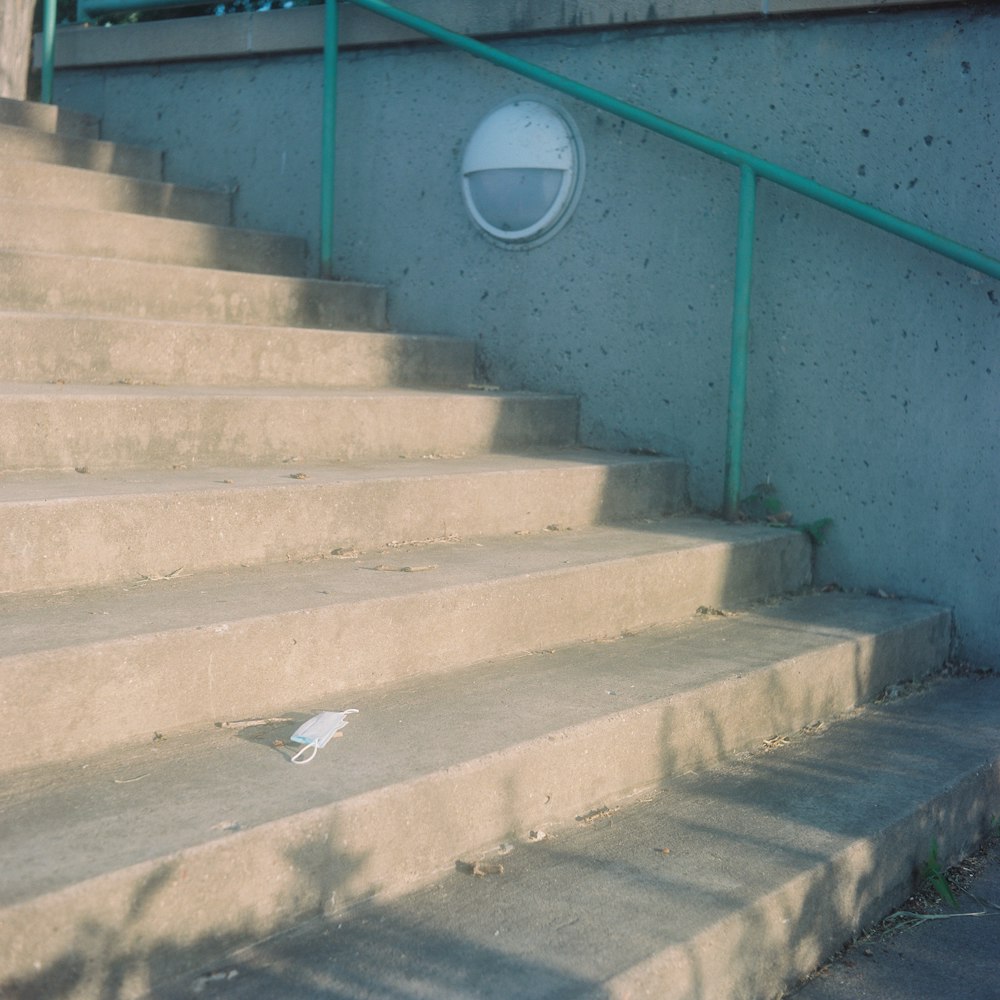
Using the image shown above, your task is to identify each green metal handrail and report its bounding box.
[39,0,1000,518]
[340,0,1000,520]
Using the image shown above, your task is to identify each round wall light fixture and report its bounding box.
[461,97,585,247]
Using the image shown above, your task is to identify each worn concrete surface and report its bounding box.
[0,519,809,768]
[0,451,685,592]
[0,196,306,276]
[0,382,577,471]
[0,250,387,330]
[131,675,1000,1000]
[0,96,98,138]
[0,120,160,179]
[0,156,230,224]
[0,594,960,999]
[786,836,1000,1000]
[0,312,473,387]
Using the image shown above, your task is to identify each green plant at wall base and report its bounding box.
[799,517,834,546]
[922,838,959,910]
[739,482,833,546]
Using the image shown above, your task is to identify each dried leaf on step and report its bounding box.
[576,806,613,824]
[217,717,293,730]
[456,859,504,877]
[696,605,733,617]
[370,563,437,573]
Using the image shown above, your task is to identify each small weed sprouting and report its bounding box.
[799,517,834,546]
[739,482,833,546]
[922,838,959,910]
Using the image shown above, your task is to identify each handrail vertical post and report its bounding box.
[319,0,339,279]
[41,0,57,104]
[722,164,757,520]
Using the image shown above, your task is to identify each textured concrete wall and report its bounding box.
[52,4,999,665]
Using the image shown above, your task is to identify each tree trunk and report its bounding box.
[0,0,37,100]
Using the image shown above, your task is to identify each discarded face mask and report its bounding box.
[290,709,358,764]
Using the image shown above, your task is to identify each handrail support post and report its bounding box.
[41,0,57,104]
[723,164,757,521]
[320,0,339,279]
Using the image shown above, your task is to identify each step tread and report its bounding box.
[0,381,579,471]
[0,448,664,504]
[1,449,683,596]
[0,98,100,138]
[0,517,785,655]
[0,121,162,180]
[0,592,949,909]
[0,157,229,225]
[0,248,387,330]
[154,674,1000,1000]
[0,380,562,401]
[0,194,306,276]
[0,310,474,387]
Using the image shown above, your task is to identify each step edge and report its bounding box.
[0,120,163,180]
[0,524,809,768]
[0,156,230,223]
[0,621,959,999]
[603,757,1000,1000]
[0,454,683,595]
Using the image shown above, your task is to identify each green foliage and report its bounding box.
[799,517,834,546]
[922,838,959,910]
[739,481,833,546]
[35,0,319,30]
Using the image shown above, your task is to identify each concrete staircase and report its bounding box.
[1,97,997,1000]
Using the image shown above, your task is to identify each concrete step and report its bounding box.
[0,311,473,388]
[0,592,956,999]
[0,249,387,329]
[0,195,307,276]
[153,673,999,1000]
[0,382,578,472]
[0,120,162,180]
[0,156,230,225]
[0,450,686,594]
[0,518,810,771]
[0,96,100,138]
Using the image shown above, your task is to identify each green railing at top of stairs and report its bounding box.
[40,0,1000,519]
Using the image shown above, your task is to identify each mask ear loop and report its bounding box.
[291,741,320,765]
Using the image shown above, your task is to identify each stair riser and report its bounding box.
[602,765,995,1000]
[1,460,685,595]
[0,610,951,1000]
[0,531,809,772]
[0,122,162,180]
[0,198,305,276]
[0,252,387,330]
[0,392,577,472]
[0,314,474,388]
[0,159,230,225]
[0,97,99,138]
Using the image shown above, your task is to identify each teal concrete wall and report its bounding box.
[52,3,1000,665]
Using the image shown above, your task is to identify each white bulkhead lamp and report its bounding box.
[461,98,585,247]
